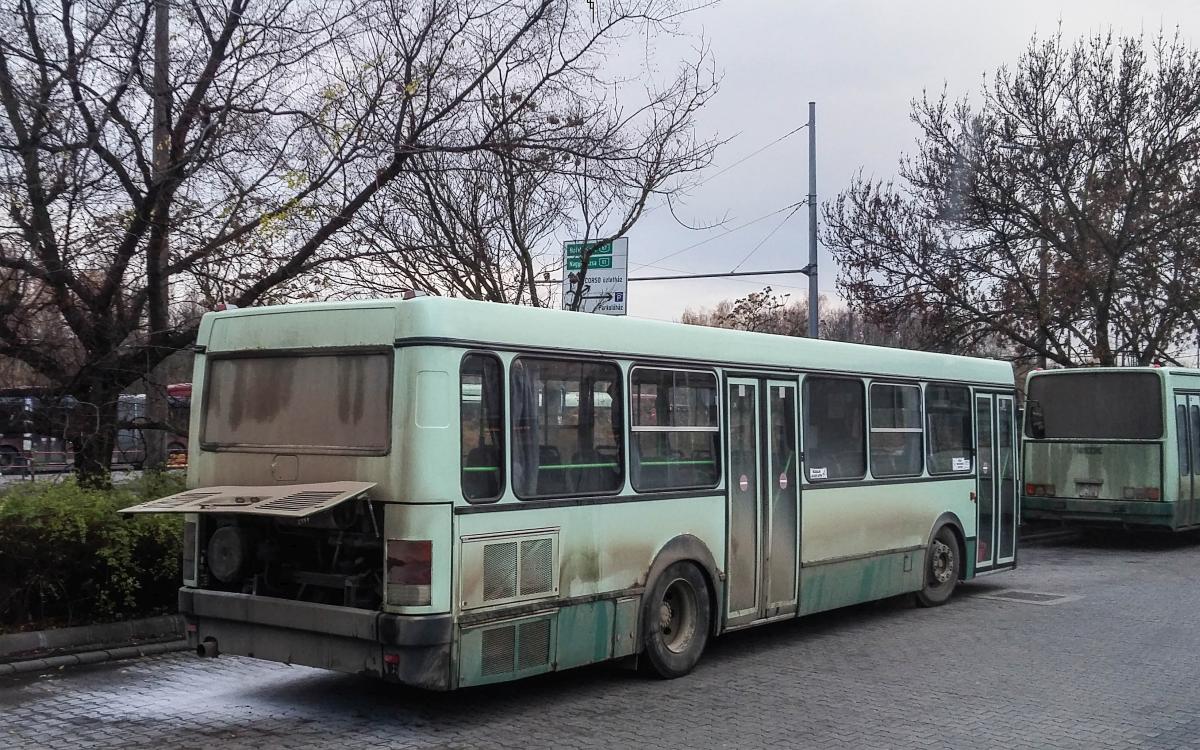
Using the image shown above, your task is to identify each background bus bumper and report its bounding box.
[1022,496,1179,529]
[178,588,453,690]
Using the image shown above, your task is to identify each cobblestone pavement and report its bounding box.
[4,534,1200,749]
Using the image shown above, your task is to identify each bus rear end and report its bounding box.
[121,302,454,689]
[1022,369,1175,529]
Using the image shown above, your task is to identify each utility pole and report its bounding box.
[807,101,818,339]
[145,0,171,471]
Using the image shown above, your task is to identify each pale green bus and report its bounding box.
[123,296,1018,689]
[1022,366,1200,530]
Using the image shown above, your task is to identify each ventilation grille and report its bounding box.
[481,537,555,602]
[519,538,554,595]
[478,618,553,678]
[481,625,516,676]
[255,490,342,513]
[517,618,551,670]
[483,542,518,601]
[142,491,220,510]
[463,530,558,609]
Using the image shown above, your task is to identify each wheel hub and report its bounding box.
[930,539,954,584]
[658,578,698,654]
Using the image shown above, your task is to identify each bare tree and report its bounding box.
[679,286,970,352]
[824,30,1200,368]
[328,39,720,308]
[0,0,705,483]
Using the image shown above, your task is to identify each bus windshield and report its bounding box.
[201,352,392,452]
[1026,371,1162,439]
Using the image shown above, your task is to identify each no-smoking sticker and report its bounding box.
[779,473,788,490]
[738,474,749,492]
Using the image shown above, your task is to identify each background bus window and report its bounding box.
[630,368,720,491]
[870,383,923,477]
[803,377,866,481]
[1025,372,1163,439]
[511,358,623,498]
[461,354,504,501]
[926,384,972,474]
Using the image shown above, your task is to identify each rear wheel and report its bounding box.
[640,561,711,678]
[915,526,960,607]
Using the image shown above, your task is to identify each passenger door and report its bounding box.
[726,377,801,627]
[1174,394,1192,510]
[975,393,1017,571]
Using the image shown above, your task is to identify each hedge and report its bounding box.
[0,473,185,633]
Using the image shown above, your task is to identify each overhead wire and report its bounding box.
[729,202,804,273]
[632,200,806,270]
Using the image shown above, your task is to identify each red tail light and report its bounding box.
[387,540,432,606]
[1025,483,1037,495]
[1147,488,1161,501]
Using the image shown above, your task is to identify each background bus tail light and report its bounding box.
[387,540,432,606]
[1122,487,1161,501]
[1025,483,1056,497]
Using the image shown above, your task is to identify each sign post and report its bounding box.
[561,237,628,315]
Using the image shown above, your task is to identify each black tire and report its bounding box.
[916,526,961,607]
[640,561,711,678]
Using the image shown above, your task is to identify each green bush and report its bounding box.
[0,473,185,632]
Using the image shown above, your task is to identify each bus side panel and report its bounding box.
[799,481,975,615]
[452,496,725,685]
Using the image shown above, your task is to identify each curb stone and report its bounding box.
[0,639,189,675]
[0,614,184,663]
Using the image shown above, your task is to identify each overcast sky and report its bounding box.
[615,0,1200,322]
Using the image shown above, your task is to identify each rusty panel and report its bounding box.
[119,481,375,517]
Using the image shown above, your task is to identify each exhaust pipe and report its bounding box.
[197,638,219,658]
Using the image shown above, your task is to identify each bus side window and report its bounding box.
[461,354,505,502]
[869,383,923,478]
[803,377,866,481]
[510,358,624,499]
[630,368,720,492]
[926,384,972,474]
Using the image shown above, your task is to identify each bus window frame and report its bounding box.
[198,345,395,456]
[868,380,925,479]
[509,354,626,502]
[627,365,723,493]
[924,382,975,476]
[802,375,868,483]
[459,350,506,504]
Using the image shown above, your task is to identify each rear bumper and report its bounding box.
[1022,496,1178,529]
[178,588,453,690]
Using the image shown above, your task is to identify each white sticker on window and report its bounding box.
[809,467,828,480]
[738,384,746,396]
[778,386,785,398]
[951,457,970,471]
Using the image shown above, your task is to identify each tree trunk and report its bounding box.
[70,380,122,488]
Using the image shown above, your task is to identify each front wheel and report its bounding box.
[640,561,711,679]
[915,526,960,607]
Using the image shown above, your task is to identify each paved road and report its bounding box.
[4,534,1200,749]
